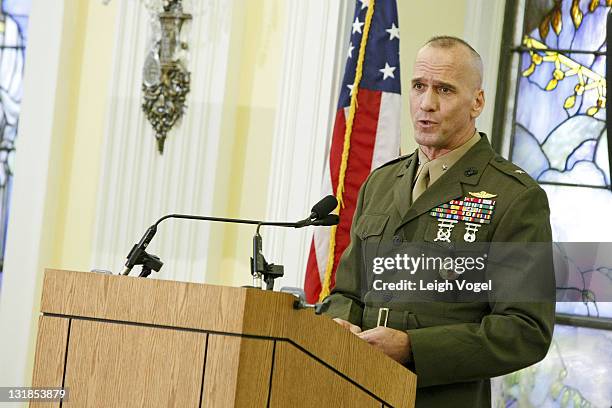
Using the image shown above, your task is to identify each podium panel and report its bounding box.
[270,342,381,407]
[63,319,205,406]
[31,316,70,408]
[203,335,273,406]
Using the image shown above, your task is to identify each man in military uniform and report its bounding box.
[325,36,555,407]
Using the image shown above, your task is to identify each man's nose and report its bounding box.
[420,89,438,112]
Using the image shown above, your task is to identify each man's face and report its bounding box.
[409,45,484,150]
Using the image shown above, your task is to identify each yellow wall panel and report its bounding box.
[398,0,468,154]
[58,1,118,270]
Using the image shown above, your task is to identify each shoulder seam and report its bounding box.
[373,153,413,172]
[489,156,537,187]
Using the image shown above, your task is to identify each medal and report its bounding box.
[463,222,482,242]
[434,219,458,242]
[430,195,497,242]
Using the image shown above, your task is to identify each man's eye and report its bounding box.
[440,87,451,94]
[413,83,423,90]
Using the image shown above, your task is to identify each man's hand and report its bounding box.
[332,318,362,334]
[357,326,412,364]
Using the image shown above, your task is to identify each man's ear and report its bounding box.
[471,89,485,119]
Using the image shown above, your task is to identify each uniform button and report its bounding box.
[464,167,478,176]
[393,235,403,246]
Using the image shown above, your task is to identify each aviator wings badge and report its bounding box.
[468,191,498,199]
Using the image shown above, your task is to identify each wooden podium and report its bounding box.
[31,269,416,407]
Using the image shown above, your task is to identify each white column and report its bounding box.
[0,0,69,391]
[264,0,354,290]
[91,0,234,283]
[464,0,506,137]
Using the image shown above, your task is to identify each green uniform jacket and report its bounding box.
[325,135,555,408]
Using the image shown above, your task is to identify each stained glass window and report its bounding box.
[0,0,30,287]
[511,0,608,189]
[493,1,611,406]
[496,0,611,320]
[497,325,612,407]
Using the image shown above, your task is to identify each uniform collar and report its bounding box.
[394,132,495,227]
[418,131,481,186]
[456,132,494,186]
[396,153,415,178]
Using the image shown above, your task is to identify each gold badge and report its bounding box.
[468,191,498,199]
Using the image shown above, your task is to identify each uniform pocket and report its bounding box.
[356,214,391,295]
[355,214,389,240]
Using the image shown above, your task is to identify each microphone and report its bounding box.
[295,195,338,227]
[122,225,158,275]
[310,195,338,220]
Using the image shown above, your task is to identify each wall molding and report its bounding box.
[264,0,353,290]
[464,0,507,138]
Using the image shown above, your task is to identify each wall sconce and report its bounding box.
[142,0,192,154]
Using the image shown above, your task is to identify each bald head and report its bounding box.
[409,35,486,157]
[421,36,483,89]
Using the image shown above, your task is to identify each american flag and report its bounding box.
[304,0,401,303]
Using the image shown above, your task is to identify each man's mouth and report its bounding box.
[417,120,439,127]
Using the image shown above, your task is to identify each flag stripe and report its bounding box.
[371,92,401,170]
[304,240,322,302]
[329,109,348,194]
